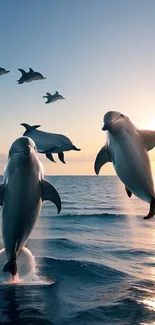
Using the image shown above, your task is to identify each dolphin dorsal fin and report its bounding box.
[29,68,34,72]
[94,145,111,175]
[20,123,41,135]
[139,130,155,151]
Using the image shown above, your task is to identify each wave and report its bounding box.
[111,249,155,259]
[41,213,131,219]
[28,237,84,251]
[36,256,127,280]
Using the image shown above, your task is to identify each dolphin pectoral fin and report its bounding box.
[144,197,155,220]
[17,80,24,84]
[3,259,17,276]
[139,130,155,151]
[125,187,132,198]
[58,152,66,164]
[94,145,111,175]
[0,182,4,206]
[41,179,61,213]
[46,153,56,163]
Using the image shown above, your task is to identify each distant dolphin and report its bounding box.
[0,67,10,75]
[94,111,155,219]
[21,123,81,164]
[17,68,46,84]
[0,136,61,280]
[42,91,65,104]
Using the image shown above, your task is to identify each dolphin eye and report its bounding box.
[120,114,124,117]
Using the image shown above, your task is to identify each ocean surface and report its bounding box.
[0,176,155,325]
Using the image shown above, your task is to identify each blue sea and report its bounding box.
[0,175,155,325]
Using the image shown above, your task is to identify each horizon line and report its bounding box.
[0,174,117,177]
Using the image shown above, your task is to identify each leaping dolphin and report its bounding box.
[0,67,10,75]
[17,68,46,84]
[0,136,61,280]
[42,91,65,104]
[94,111,155,219]
[21,123,81,164]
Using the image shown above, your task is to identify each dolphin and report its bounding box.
[0,67,10,75]
[42,91,65,104]
[20,123,81,164]
[94,111,155,219]
[17,68,46,84]
[0,136,61,280]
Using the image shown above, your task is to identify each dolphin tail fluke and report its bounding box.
[18,68,27,76]
[21,123,41,134]
[3,259,17,276]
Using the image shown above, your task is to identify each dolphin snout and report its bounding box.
[23,145,32,157]
[102,122,110,131]
[102,118,120,131]
[14,145,32,157]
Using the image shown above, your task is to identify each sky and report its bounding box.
[0,0,155,175]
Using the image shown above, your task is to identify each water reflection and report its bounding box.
[0,283,59,325]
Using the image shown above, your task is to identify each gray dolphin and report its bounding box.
[21,123,81,164]
[0,67,10,75]
[94,111,155,219]
[42,91,65,104]
[0,136,61,280]
[17,68,46,84]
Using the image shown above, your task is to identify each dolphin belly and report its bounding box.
[111,143,154,203]
[2,168,41,260]
[51,144,73,153]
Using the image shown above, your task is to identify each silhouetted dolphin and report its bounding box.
[95,111,155,219]
[21,123,81,164]
[0,136,61,280]
[42,91,65,104]
[17,68,46,84]
[0,67,10,75]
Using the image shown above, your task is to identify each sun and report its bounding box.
[145,121,155,131]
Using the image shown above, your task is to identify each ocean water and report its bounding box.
[0,176,155,325]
